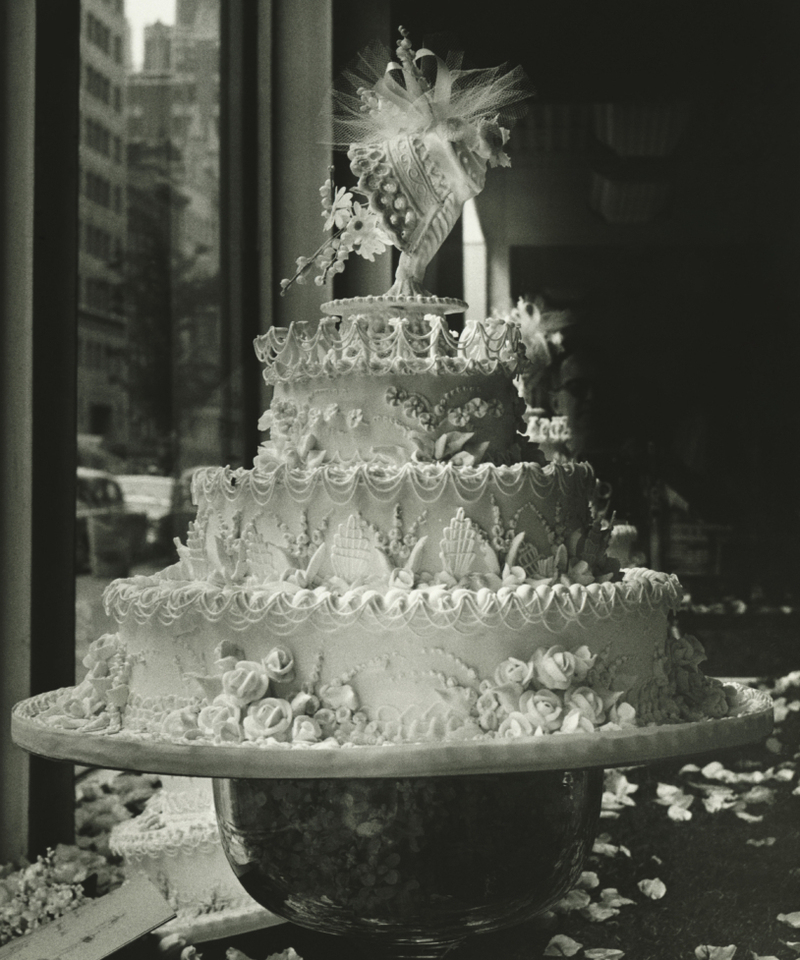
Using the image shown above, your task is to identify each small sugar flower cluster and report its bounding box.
[160,640,634,748]
[476,645,636,738]
[163,643,380,747]
[279,173,391,295]
[0,849,88,946]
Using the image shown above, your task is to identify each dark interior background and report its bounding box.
[360,0,800,604]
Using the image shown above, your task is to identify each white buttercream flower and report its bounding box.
[160,705,201,740]
[533,645,577,690]
[198,695,242,742]
[519,688,564,732]
[222,661,270,706]
[312,707,337,738]
[571,645,597,681]
[558,707,596,734]
[82,633,122,669]
[263,646,296,684]
[494,657,535,687]
[243,697,293,741]
[565,686,606,725]
[318,681,359,712]
[291,715,323,742]
[498,711,535,738]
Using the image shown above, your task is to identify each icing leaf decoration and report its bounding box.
[434,430,474,460]
[403,535,428,573]
[303,542,327,584]
[505,531,526,569]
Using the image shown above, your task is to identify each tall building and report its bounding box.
[77,0,129,449]
[125,0,222,474]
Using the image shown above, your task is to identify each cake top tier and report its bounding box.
[255,313,526,386]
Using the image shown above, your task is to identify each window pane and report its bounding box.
[77,0,222,656]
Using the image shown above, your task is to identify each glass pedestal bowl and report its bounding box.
[213,768,603,959]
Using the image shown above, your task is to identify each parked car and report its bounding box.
[75,467,127,573]
[116,474,175,554]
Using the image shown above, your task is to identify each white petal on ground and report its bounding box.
[735,809,764,823]
[638,877,667,899]
[694,946,737,960]
[544,934,583,956]
[584,949,625,959]
[553,888,593,913]
[779,913,800,928]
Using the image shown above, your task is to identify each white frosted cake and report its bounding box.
[44,309,732,751]
[110,776,278,940]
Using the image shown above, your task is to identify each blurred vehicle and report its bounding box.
[75,467,127,574]
[116,474,175,553]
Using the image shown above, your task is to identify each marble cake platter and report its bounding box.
[12,682,773,780]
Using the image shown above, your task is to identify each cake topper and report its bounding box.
[280,27,532,305]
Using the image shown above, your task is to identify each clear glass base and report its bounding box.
[213,769,603,958]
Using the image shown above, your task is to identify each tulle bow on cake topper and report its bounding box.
[281,27,533,300]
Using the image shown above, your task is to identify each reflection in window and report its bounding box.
[77,0,222,605]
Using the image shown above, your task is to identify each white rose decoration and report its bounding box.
[263,646,296,684]
[161,705,201,740]
[571,645,597,681]
[198,695,242,742]
[533,646,576,690]
[519,688,564,733]
[291,715,323,742]
[312,707,337,738]
[82,633,122,669]
[243,697,293,741]
[498,711,535,738]
[222,660,270,706]
[565,686,606,725]
[494,657,535,687]
[318,682,359,712]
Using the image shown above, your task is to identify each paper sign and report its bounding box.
[0,872,175,960]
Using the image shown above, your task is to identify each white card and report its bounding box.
[0,872,175,960]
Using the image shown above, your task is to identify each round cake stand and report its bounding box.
[12,683,773,959]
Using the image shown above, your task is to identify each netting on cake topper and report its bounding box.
[280,27,533,299]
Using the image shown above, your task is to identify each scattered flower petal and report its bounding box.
[668,803,694,822]
[694,946,737,960]
[578,871,601,889]
[544,934,583,956]
[638,877,667,899]
[735,810,764,823]
[701,761,732,781]
[746,837,776,847]
[599,888,636,908]
[738,786,775,805]
[584,950,625,959]
[553,888,592,913]
[582,902,620,922]
[779,913,800,928]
